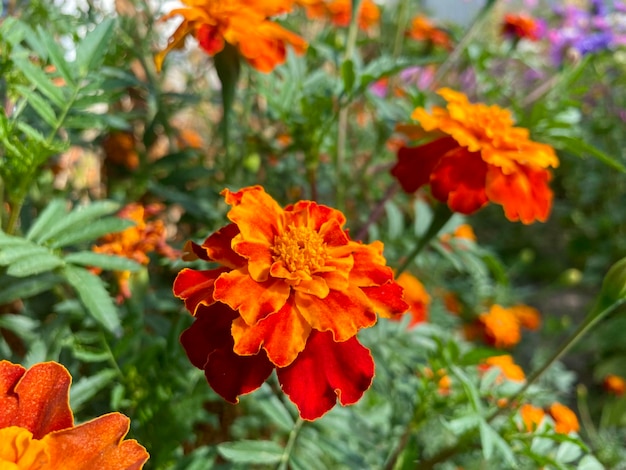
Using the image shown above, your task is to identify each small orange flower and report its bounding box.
[0,361,149,469]
[478,305,522,348]
[481,355,525,382]
[604,374,626,396]
[102,131,140,170]
[549,402,580,434]
[174,186,408,419]
[297,0,380,30]
[407,15,452,50]
[520,403,545,432]
[93,203,178,301]
[395,272,430,327]
[391,88,559,224]
[440,223,477,249]
[509,304,541,331]
[502,13,542,41]
[156,0,307,73]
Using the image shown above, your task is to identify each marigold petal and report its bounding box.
[288,200,347,236]
[181,303,274,403]
[231,239,275,282]
[391,137,458,193]
[276,331,374,420]
[349,241,393,287]
[430,147,489,214]
[0,362,73,438]
[202,223,246,268]
[214,269,290,325]
[231,298,311,368]
[295,287,377,341]
[361,281,410,319]
[485,165,553,224]
[154,20,193,73]
[0,426,50,468]
[173,267,229,315]
[43,413,148,470]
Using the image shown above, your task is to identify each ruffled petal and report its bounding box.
[173,267,229,315]
[231,298,311,368]
[231,239,275,282]
[361,281,409,319]
[181,303,274,403]
[295,287,377,341]
[391,137,458,193]
[43,413,148,470]
[0,362,73,438]
[485,164,553,224]
[277,331,375,420]
[214,269,290,326]
[288,200,347,235]
[348,241,393,287]
[430,147,489,214]
[203,223,246,268]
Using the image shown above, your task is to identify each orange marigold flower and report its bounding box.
[407,15,452,50]
[481,355,525,382]
[93,203,178,301]
[549,402,580,434]
[509,304,541,331]
[297,0,380,30]
[394,272,430,327]
[502,13,543,42]
[478,305,522,348]
[174,186,408,420]
[0,361,148,469]
[604,374,626,396]
[102,131,140,170]
[519,403,545,432]
[156,0,307,73]
[391,88,559,224]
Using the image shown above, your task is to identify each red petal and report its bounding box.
[0,361,73,438]
[391,137,458,193]
[173,267,229,315]
[181,303,275,403]
[349,241,393,287]
[197,23,225,56]
[203,223,247,268]
[430,147,489,214]
[361,281,409,319]
[43,412,149,469]
[277,331,374,420]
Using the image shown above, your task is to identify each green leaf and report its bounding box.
[554,135,626,173]
[70,369,118,410]
[75,19,115,77]
[49,217,134,248]
[65,252,141,272]
[26,199,69,242]
[255,384,295,432]
[11,56,65,107]
[15,85,57,127]
[36,26,75,86]
[217,440,284,465]
[384,200,404,240]
[479,419,516,465]
[6,252,64,277]
[0,272,63,304]
[63,265,121,333]
[0,314,39,341]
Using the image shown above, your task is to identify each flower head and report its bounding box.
[174,186,407,419]
[481,355,525,382]
[549,402,580,434]
[603,374,626,396]
[407,15,453,49]
[0,361,149,469]
[391,88,559,224]
[519,403,545,432]
[156,0,307,73]
[502,13,544,41]
[297,0,380,31]
[394,272,430,327]
[478,305,522,348]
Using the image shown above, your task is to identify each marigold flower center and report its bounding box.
[0,426,49,469]
[272,225,328,274]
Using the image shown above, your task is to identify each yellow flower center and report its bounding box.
[0,427,49,470]
[272,225,328,274]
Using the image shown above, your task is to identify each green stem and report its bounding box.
[395,203,453,277]
[277,417,304,470]
[354,182,399,241]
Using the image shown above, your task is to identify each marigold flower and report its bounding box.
[603,374,626,396]
[407,15,453,49]
[93,203,178,301]
[297,0,380,30]
[156,0,307,73]
[519,403,545,432]
[481,355,525,382]
[0,361,148,469]
[102,131,140,171]
[548,402,580,434]
[478,305,522,348]
[394,272,430,327]
[174,186,408,419]
[502,13,543,41]
[509,304,541,331]
[391,88,559,224]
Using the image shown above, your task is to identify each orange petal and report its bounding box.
[43,413,148,469]
[231,239,274,282]
[173,267,230,315]
[277,331,374,420]
[349,241,393,287]
[0,361,73,438]
[295,286,377,341]
[361,281,409,319]
[0,426,50,468]
[202,223,246,268]
[288,200,346,234]
[214,269,290,326]
[231,298,311,368]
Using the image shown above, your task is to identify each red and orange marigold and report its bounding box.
[296,0,380,31]
[391,88,559,224]
[394,272,430,327]
[174,186,408,420]
[156,0,307,73]
[502,13,543,42]
[0,360,149,469]
[407,15,453,50]
[604,374,626,396]
[548,402,580,434]
[480,355,525,382]
[519,403,545,432]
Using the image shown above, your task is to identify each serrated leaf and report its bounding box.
[63,265,121,333]
[5,252,64,277]
[65,252,141,272]
[256,384,295,432]
[0,242,49,265]
[26,199,69,242]
[75,19,115,76]
[11,56,65,107]
[217,440,283,465]
[0,314,39,341]
[49,217,134,248]
[15,85,57,127]
[70,369,118,410]
[479,420,516,466]
[0,272,63,304]
[36,26,75,86]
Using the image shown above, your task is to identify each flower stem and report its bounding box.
[395,203,452,277]
[277,417,304,470]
